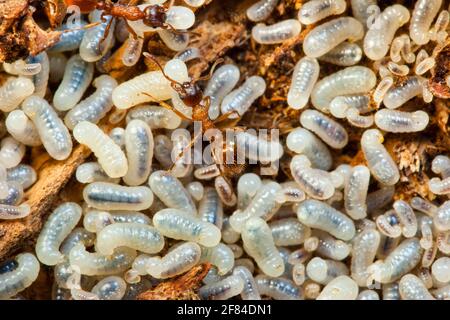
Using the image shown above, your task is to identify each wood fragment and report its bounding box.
[137,264,211,300]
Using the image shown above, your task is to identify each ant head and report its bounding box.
[176,81,203,107]
[143,5,167,28]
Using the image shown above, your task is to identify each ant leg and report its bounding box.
[124,19,139,39]
[61,22,101,34]
[99,17,114,45]
[168,131,202,174]
[142,92,193,121]
[213,110,241,124]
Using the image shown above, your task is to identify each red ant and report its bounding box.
[142,53,246,186]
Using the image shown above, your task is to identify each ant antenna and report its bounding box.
[62,21,101,33]
[195,58,224,82]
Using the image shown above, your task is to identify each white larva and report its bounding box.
[269,218,310,246]
[198,187,223,228]
[235,131,284,162]
[96,223,164,255]
[298,0,346,25]
[251,19,301,45]
[48,53,68,84]
[361,129,399,186]
[0,253,40,299]
[364,4,411,61]
[246,0,279,22]
[199,275,244,300]
[200,243,234,275]
[300,109,349,149]
[306,257,349,285]
[410,0,442,45]
[3,59,41,76]
[153,135,173,170]
[6,164,37,190]
[276,181,306,204]
[5,110,42,147]
[145,242,201,279]
[91,276,127,300]
[0,136,25,169]
[148,170,197,215]
[125,105,181,129]
[287,57,320,110]
[187,181,204,202]
[350,0,377,27]
[431,257,450,284]
[0,77,34,112]
[351,228,381,287]
[344,165,370,220]
[64,75,117,130]
[80,10,116,62]
[435,201,450,232]
[123,120,153,186]
[122,36,144,67]
[357,290,380,300]
[316,276,358,300]
[175,47,202,63]
[399,274,435,300]
[237,173,262,210]
[27,52,49,98]
[233,266,261,300]
[22,96,73,161]
[205,64,240,120]
[296,199,356,241]
[0,203,30,220]
[383,76,425,109]
[76,162,120,184]
[311,66,376,113]
[314,230,351,261]
[241,217,284,277]
[157,29,189,52]
[53,54,94,111]
[255,275,303,300]
[153,208,221,247]
[73,121,128,178]
[318,42,363,67]
[303,17,364,58]
[69,243,137,276]
[112,59,188,110]
[221,76,266,118]
[375,109,429,133]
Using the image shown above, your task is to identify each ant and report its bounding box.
[142,53,246,184]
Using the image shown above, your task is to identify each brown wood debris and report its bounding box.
[137,264,211,300]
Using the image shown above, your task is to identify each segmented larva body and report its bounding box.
[148,170,196,215]
[120,36,144,67]
[146,242,201,279]
[431,257,450,284]
[361,129,399,186]
[221,76,266,118]
[306,257,349,285]
[35,202,82,266]
[290,155,337,200]
[3,59,41,76]
[303,17,364,58]
[187,181,204,202]
[246,0,279,22]
[69,243,137,276]
[235,131,284,162]
[49,19,87,53]
[432,285,450,300]
[393,200,418,238]
[153,135,173,169]
[375,109,429,133]
[109,128,126,147]
[314,230,351,261]
[364,5,411,61]
[200,243,234,275]
[199,275,244,300]
[229,181,282,232]
[0,253,40,299]
[276,181,306,203]
[241,217,284,277]
[357,290,380,300]
[311,66,376,113]
[76,162,120,184]
[330,94,372,119]
[204,64,240,120]
[80,10,116,62]
[288,57,320,110]
[252,19,301,44]
[74,122,128,178]
[236,173,261,210]
[383,76,425,109]
[49,53,68,84]
[351,229,381,287]
[157,29,189,52]
[298,0,346,25]
[286,128,332,170]
[0,77,34,112]
[91,276,127,300]
[60,228,96,256]
[22,96,73,160]
[198,187,223,229]
[432,155,450,178]
[233,266,261,300]
[6,110,41,147]
[318,42,363,67]
[0,182,23,206]
[6,164,36,189]
[399,274,435,300]
[112,59,188,110]
[0,137,25,168]
[153,208,221,247]
[296,199,356,241]
[435,201,450,232]
[222,217,240,244]
[175,47,202,63]
[382,282,401,300]
[123,120,153,186]
[28,52,49,98]
[64,75,117,130]
[53,54,94,111]
[127,5,195,34]
[96,223,164,255]
[410,0,442,45]
[344,165,370,220]
[429,177,450,195]
[368,238,422,284]
[126,105,181,130]
[350,0,377,26]
[316,276,359,300]
[83,182,154,211]
[255,275,303,300]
